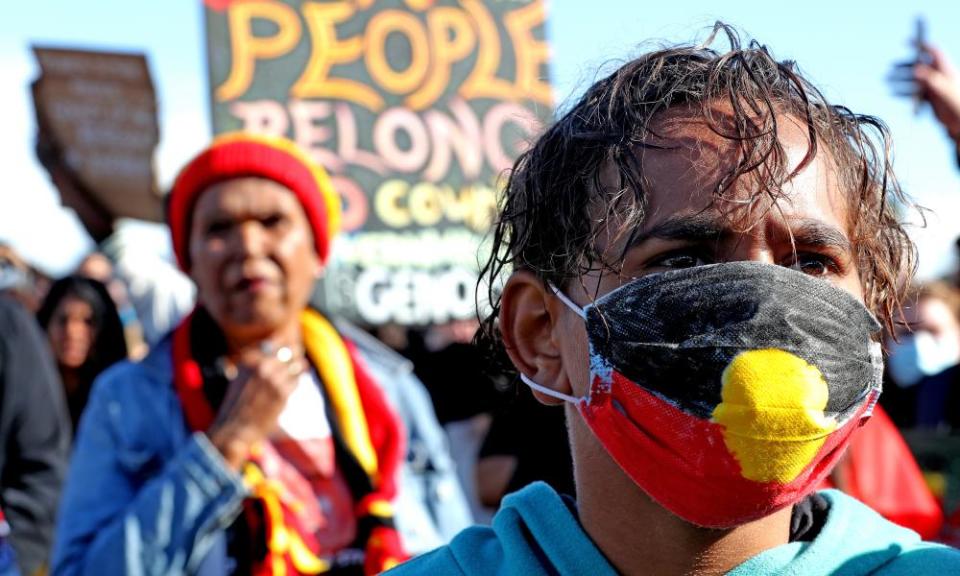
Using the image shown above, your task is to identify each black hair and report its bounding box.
[478,23,917,367]
[37,275,128,426]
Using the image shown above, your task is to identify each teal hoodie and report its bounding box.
[386,482,960,575]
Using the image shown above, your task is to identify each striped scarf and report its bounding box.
[173,308,406,575]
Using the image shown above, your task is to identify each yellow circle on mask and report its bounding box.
[712,348,837,483]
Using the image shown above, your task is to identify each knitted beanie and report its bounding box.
[167,132,341,269]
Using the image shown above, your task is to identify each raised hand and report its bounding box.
[914,44,960,142]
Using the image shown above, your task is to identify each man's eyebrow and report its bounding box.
[789,219,852,252]
[623,214,852,253]
[626,213,728,249]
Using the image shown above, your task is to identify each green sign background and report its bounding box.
[205,0,552,325]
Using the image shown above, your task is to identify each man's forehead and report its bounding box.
[651,110,840,208]
[644,106,817,165]
[588,106,851,255]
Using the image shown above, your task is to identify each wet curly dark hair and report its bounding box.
[477,23,917,364]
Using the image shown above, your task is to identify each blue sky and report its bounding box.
[3,1,960,279]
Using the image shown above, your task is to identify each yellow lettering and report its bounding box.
[408,182,443,226]
[402,0,432,10]
[406,7,476,110]
[292,2,384,111]
[504,1,552,106]
[372,179,497,230]
[465,184,497,232]
[438,184,468,222]
[460,0,516,101]
[365,10,430,96]
[374,179,411,228]
[216,2,301,101]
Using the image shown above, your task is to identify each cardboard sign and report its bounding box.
[32,47,162,222]
[204,0,552,325]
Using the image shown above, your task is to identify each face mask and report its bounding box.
[887,330,960,388]
[521,261,883,528]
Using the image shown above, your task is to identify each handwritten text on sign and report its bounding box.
[206,0,551,323]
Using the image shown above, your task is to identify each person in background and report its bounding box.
[822,282,957,542]
[75,253,120,301]
[823,403,944,540]
[52,133,407,575]
[408,320,508,426]
[75,251,148,359]
[0,244,47,314]
[37,276,128,432]
[333,320,474,555]
[406,320,510,524]
[476,385,574,509]
[388,24,960,575]
[885,281,960,429]
[53,158,476,559]
[92,225,198,348]
[0,294,70,576]
[0,510,18,576]
[910,43,960,152]
[830,284,954,539]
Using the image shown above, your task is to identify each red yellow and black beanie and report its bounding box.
[167,132,341,270]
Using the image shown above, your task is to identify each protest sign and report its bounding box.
[32,46,162,223]
[205,0,552,324]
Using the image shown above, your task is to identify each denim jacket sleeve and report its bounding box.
[51,345,247,576]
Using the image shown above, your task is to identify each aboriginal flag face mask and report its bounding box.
[521,261,884,528]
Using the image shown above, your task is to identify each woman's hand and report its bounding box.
[206,344,305,470]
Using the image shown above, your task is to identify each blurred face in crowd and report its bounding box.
[901,296,960,341]
[0,248,42,312]
[77,252,129,309]
[76,252,113,284]
[884,288,960,387]
[47,295,95,369]
[187,177,321,342]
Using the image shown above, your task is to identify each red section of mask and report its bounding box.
[580,370,875,527]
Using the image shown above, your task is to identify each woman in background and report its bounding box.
[37,275,127,431]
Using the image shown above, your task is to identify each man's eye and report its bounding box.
[650,251,710,270]
[789,253,838,277]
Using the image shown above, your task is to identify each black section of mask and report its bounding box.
[585,262,882,419]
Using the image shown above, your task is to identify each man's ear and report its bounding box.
[499,270,572,406]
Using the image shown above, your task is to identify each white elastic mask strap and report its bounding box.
[519,373,581,405]
[547,282,586,319]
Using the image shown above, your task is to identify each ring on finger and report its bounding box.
[287,359,304,376]
[276,346,294,363]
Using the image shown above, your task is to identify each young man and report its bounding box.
[387,25,960,576]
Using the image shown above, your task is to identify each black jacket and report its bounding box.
[0,296,70,574]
